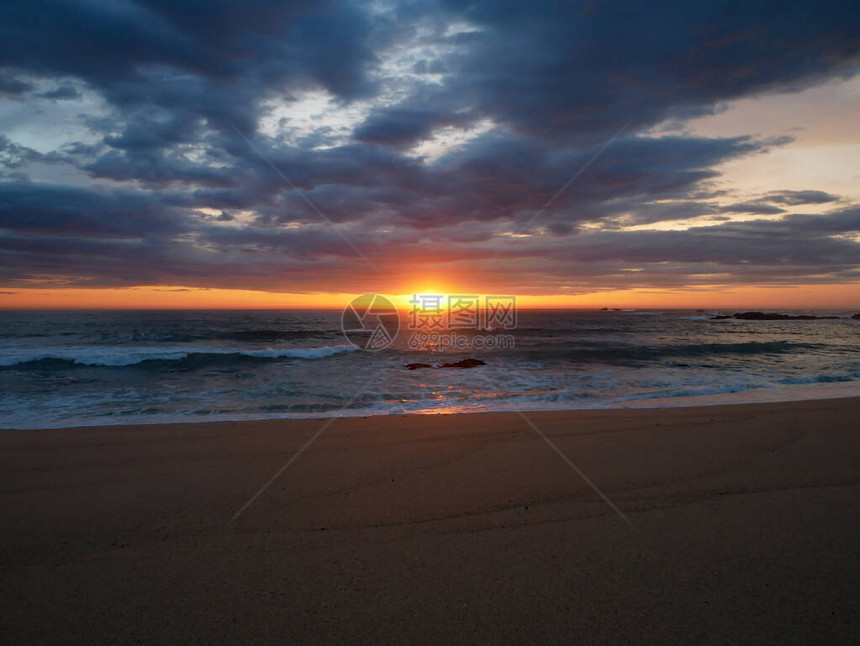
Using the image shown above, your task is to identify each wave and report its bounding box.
[0,328,342,343]
[545,340,823,365]
[774,372,859,385]
[161,329,342,343]
[219,329,340,342]
[603,383,766,404]
[0,344,358,369]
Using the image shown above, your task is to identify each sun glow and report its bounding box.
[0,283,857,310]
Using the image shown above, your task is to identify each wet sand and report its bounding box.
[1,397,859,644]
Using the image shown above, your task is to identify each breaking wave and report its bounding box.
[0,345,358,369]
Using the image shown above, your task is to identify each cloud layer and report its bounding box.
[1,0,859,296]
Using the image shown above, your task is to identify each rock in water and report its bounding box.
[712,311,842,321]
[404,358,487,370]
[440,358,486,369]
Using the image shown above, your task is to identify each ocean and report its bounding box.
[0,308,858,429]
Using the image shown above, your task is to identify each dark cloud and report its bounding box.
[354,108,472,146]
[0,72,32,96]
[0,1,858,293]
[0,137,44,169]
[0,181,186,238]
[723,206,860,236]
[720,202,786,215]
[763,189,841,205]
[0,0,377,139]
[38,84,81,100]
[716,190,842,215]
[354,0,860,144]
[449,205,860,291]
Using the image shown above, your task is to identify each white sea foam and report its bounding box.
[774,372,859,385]
[0,344,357,367]
[602,382,766,405]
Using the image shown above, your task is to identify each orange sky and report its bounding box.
[0,284,857,310]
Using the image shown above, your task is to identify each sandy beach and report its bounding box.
[1,397,858,644]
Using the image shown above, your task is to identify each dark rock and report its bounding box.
[440,358,486,369]
[736,312,796,320]
[712,311,841,321]
[405,358,487,370]
[852,313,860,320]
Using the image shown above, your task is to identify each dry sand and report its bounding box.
[1,398,859,644]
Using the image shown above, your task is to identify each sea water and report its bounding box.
[0,309,857,428]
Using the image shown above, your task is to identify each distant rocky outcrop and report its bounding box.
[712,311,841,321]
[441,358,486,369]
[405,358,486,370]
[852,313,860,320]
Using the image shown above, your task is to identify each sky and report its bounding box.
[1,0,859,309]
